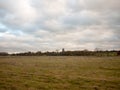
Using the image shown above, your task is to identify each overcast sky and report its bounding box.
[0,0,120,53]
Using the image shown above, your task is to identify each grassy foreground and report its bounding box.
[0,56,120,90]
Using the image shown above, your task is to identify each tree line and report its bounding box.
[0,50,120,56]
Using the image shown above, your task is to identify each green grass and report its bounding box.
[0,56,120,90]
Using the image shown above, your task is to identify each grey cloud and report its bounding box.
[0,28,7,32]
[84,0,120,12]
[62,11,101,28]
[0,0,120,52]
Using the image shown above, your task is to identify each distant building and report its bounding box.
[62,48,65,53]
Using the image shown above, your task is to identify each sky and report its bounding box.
[0,0,120,53]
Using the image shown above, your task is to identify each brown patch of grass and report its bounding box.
[0,56,120,90]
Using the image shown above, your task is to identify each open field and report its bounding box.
[0,56,120,90]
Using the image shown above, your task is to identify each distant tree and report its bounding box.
[36,51,42,56]
[117,51,120,56]
[94,48,102,52]
[0,52,8,56]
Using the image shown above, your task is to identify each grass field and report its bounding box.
[0,56,120,90]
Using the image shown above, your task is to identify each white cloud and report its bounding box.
[0,0,120,52]
[0,0,37,28]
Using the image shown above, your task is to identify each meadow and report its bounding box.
[0,56,120,90]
